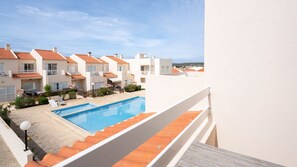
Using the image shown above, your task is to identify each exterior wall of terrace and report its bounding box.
[205,0,297,166]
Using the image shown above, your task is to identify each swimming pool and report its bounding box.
[53,97,145,133]
[53,103,98,116]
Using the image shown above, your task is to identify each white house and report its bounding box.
[101,55,133,88]
[70,52,108,91]
[124,53,172,88]
[30,48,71,92]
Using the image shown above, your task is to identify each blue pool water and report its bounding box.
[53,103,98,116]
[55,97,145,133]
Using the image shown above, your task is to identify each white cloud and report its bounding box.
[15,5,164,48]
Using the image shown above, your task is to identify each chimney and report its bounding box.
[119,54,123,59]
[5,44,11,50]
[53,47,57,52]
[114,53,118,57]
[88,52,91,56]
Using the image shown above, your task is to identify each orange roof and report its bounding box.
[35,49,66,60]
[183,68,196,72]
[15,52,35,60]
[75,54,104,64]
[106,56,128,64]
[0,48,17,59]
[25,112,155,167]
[25,111,200,167]
[172,67,181,74]
[97,58,108,64]
[12,73,42,79]
[66,57,77,64]
[104,72,117,78]
[71,74,85,80]
[198,67,204,72]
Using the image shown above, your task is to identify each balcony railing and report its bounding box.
[18,69,36,73]
[67,71,80,75]
[141,71,148,75]
[55,87,212,167]
[47,70,58,75]
[90,71,103,76]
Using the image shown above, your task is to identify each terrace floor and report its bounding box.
[0,135,20,167]
[10,90,145,157]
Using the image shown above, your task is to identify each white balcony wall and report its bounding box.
[146,75,207,112]
[205,0,297,166]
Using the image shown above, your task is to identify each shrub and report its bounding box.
[124,84,142,92]
[44,84,52,97]
[68,91,76,99]
[15,97,36,109]
[97,87,113,97]
[0,105,11,125]
[38,96,49,105]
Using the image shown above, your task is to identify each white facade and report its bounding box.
[205,0,297,166]
[124,53,172,88]
[30,49,71,91]
[101,55,132,88]
[70,54,108,91]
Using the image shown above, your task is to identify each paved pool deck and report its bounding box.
[10,90,145,154]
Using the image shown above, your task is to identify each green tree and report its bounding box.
[44,84,52,99]
[0,105,11,125]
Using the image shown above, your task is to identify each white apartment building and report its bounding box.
[30,48,71,92]
[65,57,86,91]
[101,55,133,88]
[124,53,172,88]
[70,52,108,91]
[0,44,21,101]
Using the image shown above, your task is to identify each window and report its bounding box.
[23,82,35,91]
[50,82,67,91]
[141,78,146,83]
[0,86,15,102]
[93,82,104,89]
[118,65,122,71]
[67,65,76,74]
[166,66,169,71]
[0,63,4,73]
[87,65,96,75]
[47,64,57,75]
[141,66,145,71]
[23,64,34,72]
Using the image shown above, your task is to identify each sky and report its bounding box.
[0,0,204,63]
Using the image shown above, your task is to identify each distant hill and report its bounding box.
[172,62,204,67]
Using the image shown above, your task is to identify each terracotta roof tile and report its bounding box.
[24,112,201,167]
[12,73,42,79]
[35,49,66,60]
[71,74,85,80]
[183,68,196,72]
[0,48,17,59]
[25,113,155,167]
[172,67,181,74]
[75,54,104,64]
[66,57,77,64]
[104,72,117,78]
[97,58,108,64]
[106,56,128,64]
[15,52,35,60]
[198,67,204,72]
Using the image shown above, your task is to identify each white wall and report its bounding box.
[0,118,33,166]
[146,75,206,112]
[205,0,297,166]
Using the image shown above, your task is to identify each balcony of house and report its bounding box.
[18,69,36,73]
[0,70,12,78]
